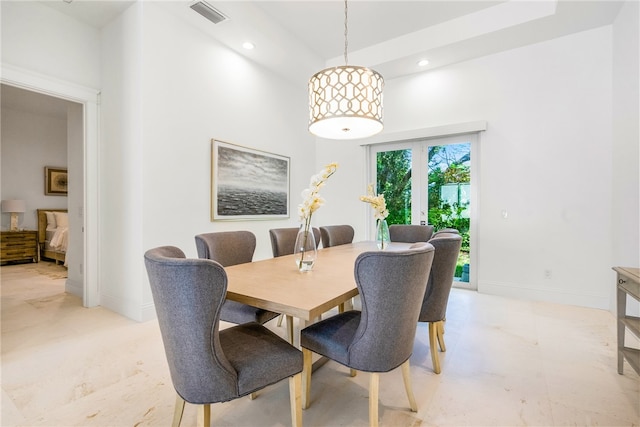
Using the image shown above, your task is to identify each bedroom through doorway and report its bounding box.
[0,82,88,302]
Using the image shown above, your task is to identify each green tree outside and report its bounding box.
[427,145,470,252]
[376,144,471,278]
[376,149,411,225]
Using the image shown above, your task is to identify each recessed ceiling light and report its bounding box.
[242,41,255,50]
[417,59,429,67]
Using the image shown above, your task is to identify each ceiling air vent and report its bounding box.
[190,1,228,25]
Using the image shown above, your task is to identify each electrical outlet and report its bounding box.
[544,269,552,279]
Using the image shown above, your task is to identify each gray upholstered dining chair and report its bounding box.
[195,231,280,325]
[419,232,462,374]
[319,224,355,248]
[431,227,460,238]
[269,226,321,257]
[144,246,303,427]
[300,242,435,427]
[269,226,322,333]
[319,224,357,310]
[388,224,434,243]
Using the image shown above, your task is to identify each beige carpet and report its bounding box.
[22,261,68,279]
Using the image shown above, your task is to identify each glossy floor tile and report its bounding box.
[1,263,638,426]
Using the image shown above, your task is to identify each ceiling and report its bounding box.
[4,0,625,116]
[37,0,624,84]
[39,0,136,29]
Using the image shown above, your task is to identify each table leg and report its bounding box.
[286,315,294,346]
[617,284,626,374]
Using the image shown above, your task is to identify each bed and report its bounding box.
[37,209,68,266]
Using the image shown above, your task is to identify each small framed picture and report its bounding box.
[211,139,290,221]
[45,167,68,196]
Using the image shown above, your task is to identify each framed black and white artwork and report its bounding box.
[211,139,290,221]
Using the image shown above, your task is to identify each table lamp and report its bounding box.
[2,199,26,231]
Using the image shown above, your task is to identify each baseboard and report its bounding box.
[65,278,82,298]
[478,280,609,310]
[99,292,157,322]
[140,302,157,322]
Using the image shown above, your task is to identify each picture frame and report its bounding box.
[45,167,68,196]
[212,139,290,221]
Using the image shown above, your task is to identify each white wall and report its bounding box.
[314,139,368,241]
[612,1,640,317]
[66,102,84,296]
[0,106,67,230]
[0,2,101,89]
[319,26,616,310]
[99,2,145,319]
[612,0,640,269]
[100,2,317,320]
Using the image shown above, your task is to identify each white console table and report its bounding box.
[614,266,640,376]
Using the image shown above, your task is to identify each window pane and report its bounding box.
[427,143,470,281]
[376,149,412,225]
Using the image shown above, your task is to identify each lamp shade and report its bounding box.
[1,199,26,213]
[308,65,384,140]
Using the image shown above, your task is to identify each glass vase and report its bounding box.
[294,225,317,272]
[376,219,390,250]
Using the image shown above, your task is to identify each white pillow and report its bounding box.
[54,211,68,228]
[45,211,57,230]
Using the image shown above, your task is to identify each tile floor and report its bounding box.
[1,262,639,427]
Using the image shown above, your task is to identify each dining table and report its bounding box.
[224,240,410,347]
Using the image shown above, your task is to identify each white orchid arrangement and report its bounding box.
[296,162,338,269]
[360,184,389,221]
[298,162,339,229]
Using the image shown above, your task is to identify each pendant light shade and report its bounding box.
[308,65,384,140]
[308,0,384,140]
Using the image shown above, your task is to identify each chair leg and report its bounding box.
[277,313,284,327]
[428,322,441,374]
[302,348,313,409]
[350,368,357,377]
[289,373,302,427]
[196,404,211,427]
[369,372,379,427]
[172,394,186,427]
[249,392,257,400]
[401,360,418,412]
[436,320,446,352]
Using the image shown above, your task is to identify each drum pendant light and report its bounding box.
[308,0,384,140]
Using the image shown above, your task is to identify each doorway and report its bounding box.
[1,66,100,307]
[1,84,81,293]
[369,133,478,290]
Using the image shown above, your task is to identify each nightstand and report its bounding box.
[1,230,38,265]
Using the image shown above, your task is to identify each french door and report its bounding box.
[368,133,478,290]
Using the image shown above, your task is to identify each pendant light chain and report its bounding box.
[344,0,348,65]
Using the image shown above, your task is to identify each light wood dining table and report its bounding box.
[224,241,409,346]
